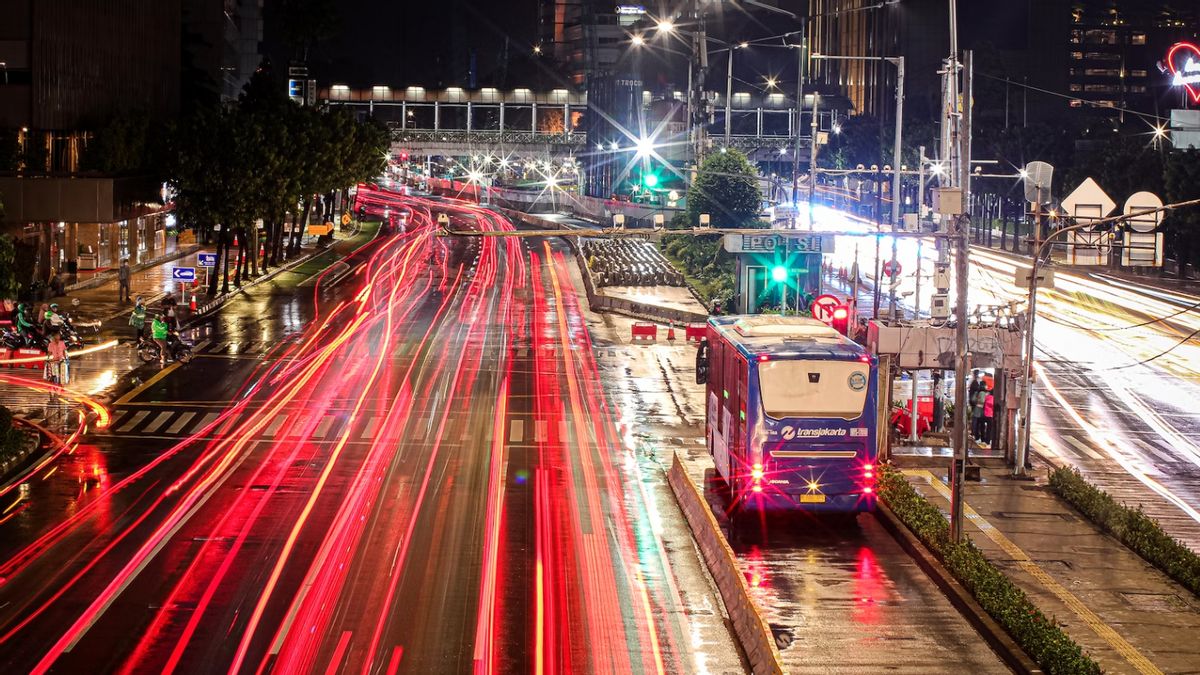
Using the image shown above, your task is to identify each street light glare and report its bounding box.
[631,35,645,46]
[635,137,655,158]
[739,42,749,49]
[765,77,778,89]
[1018,168,1029,179]
[832,123,842,135]
[656,20,674,32]
[1154,125,1167,139]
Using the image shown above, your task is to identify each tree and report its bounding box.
[1065,135,1164,203]
[1164,149,1200,279]
[0,234,19,299]
[686,148,762,227]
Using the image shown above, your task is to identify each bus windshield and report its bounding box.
[758,359,869,420]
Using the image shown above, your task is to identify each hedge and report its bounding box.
[1050,466,1200,597]
[878,466,1101,675]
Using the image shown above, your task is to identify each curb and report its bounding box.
[873,501,1042,675]
[187,225,379,324]
[65,244,203,293]
[666,453,784,675]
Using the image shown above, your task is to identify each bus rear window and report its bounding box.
[758,360,869,419]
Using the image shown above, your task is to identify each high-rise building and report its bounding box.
[1066,1,1196,118]
[183,0,263,102]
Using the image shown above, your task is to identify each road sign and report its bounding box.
[1060,177,1116,229]
[811,294,840,322]
[1122,232,1164,267]
[197,253,218,268]
[882,260,901,278]
[341,213,352,226]
[722,233,834,254]
[172,267,196,281]
[1014,267,1055,290]
[1123,191,1164,233]
[1022,161,1054,205]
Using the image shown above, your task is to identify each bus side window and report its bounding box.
[710,340,723,432]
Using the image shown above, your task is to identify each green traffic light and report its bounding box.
[771,265,788,282]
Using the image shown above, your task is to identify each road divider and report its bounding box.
[1049,466,1200,597]
[666,453,783,675]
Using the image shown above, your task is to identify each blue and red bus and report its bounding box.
[701,315,879,512]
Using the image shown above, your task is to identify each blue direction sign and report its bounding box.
[172,267,196,281]
[197,253,218,268]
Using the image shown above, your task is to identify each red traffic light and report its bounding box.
[831,306,851,335]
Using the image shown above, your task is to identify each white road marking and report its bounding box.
[1063,434,1105,460]
[166,412,197,434]
[116,410,151,432]
[141,411,173,434]
[509,419,524,443]
[263,413,287,438]
[312,415,335,439]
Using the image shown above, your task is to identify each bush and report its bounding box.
[1050,466,1200,596]
[879,466,1101,675]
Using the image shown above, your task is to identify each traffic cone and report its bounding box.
[666,324,676,341]
[189,295,197,311]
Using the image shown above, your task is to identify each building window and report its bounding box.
[1085,30,1118,44]
[1084,52,1121,61]
[1127,85,1147,93]
[1130,69,1147,78]
[1084,68,1121,77]
[1071,51,1083,60]
[1131,33,1146,45]
[1083,84,1121,93]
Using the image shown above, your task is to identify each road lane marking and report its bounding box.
[263,413,287,438]
[116,410,151,433]
[312,415,335,439]
[113,362,181,405]
[907,469,1164,675]
[141,411,173,434]
[509,419,524,443]
[166,412,196,434]
[1132,438,1177,466]
[195,412,221,433]
[1063,434,1105,460]
[360,415,382,440]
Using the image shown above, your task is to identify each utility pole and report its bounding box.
[791,21,807,209]
[949,46,973,543]
[808,93,820,231]
[725,48,733,147]
[1015,198,1041,476]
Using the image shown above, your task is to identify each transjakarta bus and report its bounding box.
[702,316,878,512]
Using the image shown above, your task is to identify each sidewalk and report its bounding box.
[903,465,1200,675]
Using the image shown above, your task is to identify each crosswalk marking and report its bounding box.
[167,412,197,434]
[263,413,287,438]
[195,412,221,433]
[509,419,524,443]
[142,411,173,434]
[1132,438,1177,465]
[117,410,151,432]
[559,421,569,443]
[361,415,382,440]
[1063,434,1104,460]
[313,415,335,439]
[534,420,547,443]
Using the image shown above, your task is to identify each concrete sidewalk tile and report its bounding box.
[905,468,1200,675]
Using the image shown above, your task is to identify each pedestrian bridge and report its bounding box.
[322,85,838,160]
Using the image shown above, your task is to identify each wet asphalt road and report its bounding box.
[0,203,738,673]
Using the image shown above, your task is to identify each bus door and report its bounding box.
[728,351,747,476]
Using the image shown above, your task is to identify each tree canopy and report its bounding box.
[686,148,762,227]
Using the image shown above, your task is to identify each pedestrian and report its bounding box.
[45,332,69,386]
[971,384,987,443]
[118,259,131,303]
[151,314,170,366]
[129,297,147,343]
[982,385,995,446]
[161,292,177,329]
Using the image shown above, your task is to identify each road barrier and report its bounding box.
[667,454,784,674]
[631,322,658,342]
[685,324,707,343]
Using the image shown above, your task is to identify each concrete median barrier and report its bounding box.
[667,453,784,675]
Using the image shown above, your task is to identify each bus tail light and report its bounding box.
[750,463,764,492]
[863,486,873,494]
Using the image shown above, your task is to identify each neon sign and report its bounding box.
[1167,42,1200,104]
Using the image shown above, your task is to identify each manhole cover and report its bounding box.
[1120,592,1187,612]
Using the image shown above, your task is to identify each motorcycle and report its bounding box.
[137,331,194,365]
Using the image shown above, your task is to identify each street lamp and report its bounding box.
[656,20,675,33]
